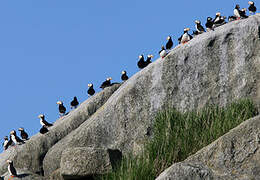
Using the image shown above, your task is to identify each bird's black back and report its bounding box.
[40,126,49,134]
[9,162,17,176]
[166,38,173,50]
[249,4,256,12]
[137,56,146,69]
[21,131,29,140]
[121,74,129,81]
[100,80,111,89]
[59,104,66,114]
[88,86,95,95]
[71,97,79,107]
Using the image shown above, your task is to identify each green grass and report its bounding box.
[99,99,258,180]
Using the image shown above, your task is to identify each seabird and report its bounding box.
[70,96,79,109]
[205,17,214,31]
[159,46,167,59]
[195,20,205,34]
[7,160,17,177]
[18,128,29,140]
[87,83,95,96]
[10,130,24,145]
[38,114,53,127]
[121,71,129,81]
[39,125,49,134]
[100,77,112,89]
[248,1,256,15]
[228,16,237,22]
[178,28,193,44]
[145,55,153,66]
[240,8,248,19]
[213,12,221,24]
[3,136,12,150]
[213,12,226,27]
[57,101,66,116]
[166,36,173,50]
[137,55,146,69]
[234,4,242,20]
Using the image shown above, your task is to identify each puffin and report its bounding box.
[39,125,49,134]
[137,55,146,69]
[70,96,79,109]
[213,12,226,27]
[18,128,29,140]
[159,46,167,59]
[205,17,214,31]
[178,28,193,44]
[7,160,17,177]
[121,71,129,81]
[100,77,112,89]
[240,8,248,19]
[195,20,205,34]
[213,12,221,24]
[3,136,12,150]
[166,36,173,50]
[38,114,53,127]
[87,83,95,96]
[234,4,242,20]
[57,101,66,116]
[10,130,24,145]
[248,1,256,15]
[228,16,237,22]
[145,55,154,66]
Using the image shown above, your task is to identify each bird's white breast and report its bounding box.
[40,119,45,126]
[160,50,167,58]
[234,9,240,17]
[11,135,17,144]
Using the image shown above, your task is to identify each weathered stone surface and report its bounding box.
[156,115,260,180]
[1,169,44,180]
[0,84,121,175]
[43,15,260,177]
[60,147,122,180]
[49,169,63,180]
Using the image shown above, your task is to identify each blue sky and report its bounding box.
[0,0,253,150]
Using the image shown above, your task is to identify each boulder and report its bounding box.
[0,84,121,175]
[156,115,260,180]
[60,147,122,179]
[43,15,260,177]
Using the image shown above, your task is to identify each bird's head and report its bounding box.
[88,83,93,87]
[216,12,221,16]
[138,55,143,59]
[195,20,200,24]
[235,4,240,9]
[18,128,24,131]
[56,101,63,105]
[161,45,165,50]
[148,55,154,58]
[207,17,212,21]
[167,36,171,40]
[4,136,8,140]
[121,71,126,75]
[184,28,190,32]
[38,114,44,119]
[10,130,15,135]
[107,77,112,81]
[242,8,247,12]
[248,1,254,5]
[6,160,13,164]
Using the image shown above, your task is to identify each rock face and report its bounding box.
[60,147,122,179]
[156,115,260,180]
[0,84,121,176]
[43,15,260,177]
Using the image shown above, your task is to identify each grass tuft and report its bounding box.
[98,99,258,180]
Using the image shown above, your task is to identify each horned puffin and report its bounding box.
[100,77,112,89]
[70,96,79,109]
[213,12,226,27]
[205,17,214,31]
[3,136,12,150]
[240,8,248,19]
[57,101,66,116]
[121,71,129,81]
[166,36,173,50]
[195,20,205,34]
[159,46,167,59]
[234,4,242,20]
[18,128,29,140]
[87,83,95,96]
[213,12,221,24]
[39,125,49,134]
[7,160,17,177]
[145,55,153,66]
[178,28,193,44]
[248,1,256,15]
[38,114,53,127]
[137,55,146,69]
[10,130,24,145]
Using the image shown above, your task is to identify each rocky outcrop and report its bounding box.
[0,84,121,176]
[156,115,260,180]
[43,14,260,177]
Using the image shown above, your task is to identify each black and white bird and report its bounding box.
[248,1,256,15]
[87,83,95,96]
[166,36,173,50]
[145,55,154,66]
[57,101,66,116]
[10,130,24,145]
[159,46,167,59]
[137,55,146,69]
[178,28,193,44]
[213,12,221,24]
[240,8,248,19]
[18,128,29,141]
[234,4,242,20]
[70,96,79,109]
[3,136,12,150]
[39,125,49,134]
[228,16,237,22]
[195,20,205,34]
[121,71,129,81]
[213,12,226,27]
[100,77,112,89]
[38,114,53,127]
[7,160,17,177]
[205,17,214,31]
